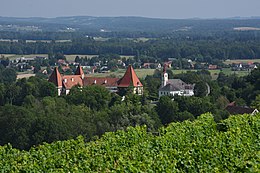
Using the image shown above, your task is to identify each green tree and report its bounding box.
[251,94,260,110]
[194,81,208,97]
[156,96,179,125]
[1,68,17,84]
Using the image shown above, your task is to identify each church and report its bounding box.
[159,67,194,97]
[48,65,143,96]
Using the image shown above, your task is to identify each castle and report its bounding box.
[49,65,143,96]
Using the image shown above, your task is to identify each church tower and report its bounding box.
[162,64,168,87]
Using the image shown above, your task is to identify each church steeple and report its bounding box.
[162,64,168,87]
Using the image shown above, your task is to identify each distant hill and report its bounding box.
[1,16,260,32]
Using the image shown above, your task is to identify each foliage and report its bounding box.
[0,113,259,172]
[251,94,260,110]
[194,80,208,97]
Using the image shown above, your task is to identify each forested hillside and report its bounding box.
[0,113,259,172]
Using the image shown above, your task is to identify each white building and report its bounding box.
[159,69,194,98]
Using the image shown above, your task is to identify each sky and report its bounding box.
[1,0,260,19]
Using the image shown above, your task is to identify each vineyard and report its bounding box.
[0,113,259,172]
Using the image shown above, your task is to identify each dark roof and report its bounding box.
[159,79,194,91]
[159,83,180,91]
[225,105,257,115]
[117,65,143,87]
[75,65,84,75]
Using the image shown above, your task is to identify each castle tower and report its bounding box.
[117,65,143,95]
[48,67,63,95]
[75,65,84,79]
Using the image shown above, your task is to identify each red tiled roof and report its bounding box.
[62,75,83,89]
[83,77,119,87]
[117,65,143,87]
[48,67,62,87]
[75,65,84,75]
[208,65,218,70]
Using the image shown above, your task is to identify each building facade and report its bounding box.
[49,65,143,95]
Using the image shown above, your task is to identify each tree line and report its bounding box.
[1,32,260,61]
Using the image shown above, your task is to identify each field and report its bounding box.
[17,73,35,79]
[87,68,250,80]
[1,54,48,60]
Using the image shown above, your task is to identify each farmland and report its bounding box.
[87,68,250,80]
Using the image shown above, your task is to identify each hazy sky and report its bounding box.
[1,0,260,19]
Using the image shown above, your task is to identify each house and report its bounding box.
[208,65,218,70]
[159,66,194,97]
[142,63,162,69]
[164,61,172,68]
[225,102,259,115]
[49,65,143,95]
[231,63,258,71]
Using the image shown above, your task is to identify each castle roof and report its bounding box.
[48,67,62,87]
[75,65,84,75]
[117,65,143,87]
[83,77,119,87]
[62,75,83,89]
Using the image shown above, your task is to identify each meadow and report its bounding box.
[87,68,250,80]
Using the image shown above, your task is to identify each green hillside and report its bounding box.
[0,113,259,172]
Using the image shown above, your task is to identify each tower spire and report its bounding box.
[162,64,168,87]
[48,67,63,95]
[75,65,84,79]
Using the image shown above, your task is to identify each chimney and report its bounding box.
[94,80,96,84]
[71,78,74,82]
[64,79,67,83]
[104,80,107,84]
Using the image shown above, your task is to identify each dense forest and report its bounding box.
[0,113,259,172]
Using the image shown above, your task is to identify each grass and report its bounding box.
[87,68,250,80]
[1,54,48,60]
